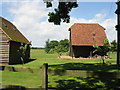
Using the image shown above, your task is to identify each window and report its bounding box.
[3,22,7,28]
[93,33,96,37]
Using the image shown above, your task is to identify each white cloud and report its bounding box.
[95,13,105,18]
[100,18,117,42]
[8,1,117,47]
[1,0,117,2]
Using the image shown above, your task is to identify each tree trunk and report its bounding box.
[101,56,105,64]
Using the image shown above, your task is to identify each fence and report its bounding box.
[1,63,48,90]
[1,63,120,89]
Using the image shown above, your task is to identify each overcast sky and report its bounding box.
[1,0,118,47]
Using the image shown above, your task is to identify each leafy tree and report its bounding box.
[45,39,51,53]
[54,45,64,57]
[45,39,59,53]
[44,39,69,54]
[44,0,78,25]
[52,39,69,57]
[59,39,69,52]
[110,40,117,52]
[93,39,110,64]
[19,44,29,64]
[49,40,59,49]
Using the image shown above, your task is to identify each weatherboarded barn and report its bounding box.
[69,23,107,58]
[0,17,31,65]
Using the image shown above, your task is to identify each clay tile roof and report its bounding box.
[0,17,31,44]
[69,23,107,46]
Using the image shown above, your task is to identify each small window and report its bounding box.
[3,22,7,28]
[93,33,96,37]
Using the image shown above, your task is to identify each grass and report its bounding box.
[10,49,119,72]
[1,71,41,88]
[2,71,120,88]
[10,49,117,68]
[1,49,120,88]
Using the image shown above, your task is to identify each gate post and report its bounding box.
[42,63,48,90]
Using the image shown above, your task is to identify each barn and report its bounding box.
[0,17,31,65]
[69,23,107,58]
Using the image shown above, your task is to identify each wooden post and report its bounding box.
[90,51,92,59]
[115,0,120,66]
[42,63,48,90]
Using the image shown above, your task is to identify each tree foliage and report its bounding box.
[44,0,78,25]
[45,39,69,54]
[110,40,117,52]
[45,39,50,53]
[93,39,110,56]
[54,39,69,56]
[45,39,59,53]
[59,39,69,52]
[93,39,110,64]
[19,44,30,64]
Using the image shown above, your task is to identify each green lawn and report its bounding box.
[14,49,119,72]
[1,71,41,88]
[1,49,120,88]
[10,49,117,68]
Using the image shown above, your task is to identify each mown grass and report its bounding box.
[11,49,117,69]
[1,49,120,88]
[19,49,119,72]
[1,71,41,88]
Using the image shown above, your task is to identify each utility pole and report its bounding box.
[115,0,120,66]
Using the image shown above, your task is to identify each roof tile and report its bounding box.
[0,17,31,44]
[69,23,107,46]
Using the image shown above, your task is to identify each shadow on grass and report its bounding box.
[55,77,120,89]
[1,85,45,90]
[49,63,120,72]
[49,63,120,89]
[22,58,36,64]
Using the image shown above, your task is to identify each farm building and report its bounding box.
[0,17,31,65]
[69,23,107,58]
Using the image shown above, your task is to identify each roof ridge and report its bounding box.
[74,23,99,25]
[69,23,105,30]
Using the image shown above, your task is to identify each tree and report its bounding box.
[45,39,59,53]
[19,44,29,64]
[54,45,65,57]
[43,0,78,25]
[52,39,69,57]
[93,39,110,64]
[59,39,69,52]
[44,39,69,54]
[49,40,59,49]
[110,40,117,52]
[45,39,50,53]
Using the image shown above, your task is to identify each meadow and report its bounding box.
[1,49,120,88]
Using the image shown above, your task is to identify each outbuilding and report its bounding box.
[69,23,107,58]
[0,17,31,65]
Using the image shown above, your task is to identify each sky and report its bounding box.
[0,0,118,47]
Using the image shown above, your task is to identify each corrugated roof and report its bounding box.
[69,23,107,46]
[0,17,31,44]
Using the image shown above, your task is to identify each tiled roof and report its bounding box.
[69,23,107,46]
[0,17,31,44]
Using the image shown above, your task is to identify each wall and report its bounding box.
[0,29,9,65]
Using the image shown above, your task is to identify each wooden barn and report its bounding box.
[69,23,107,58]
[0,17,31,65]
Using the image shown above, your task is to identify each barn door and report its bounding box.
[0,29,9,65]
